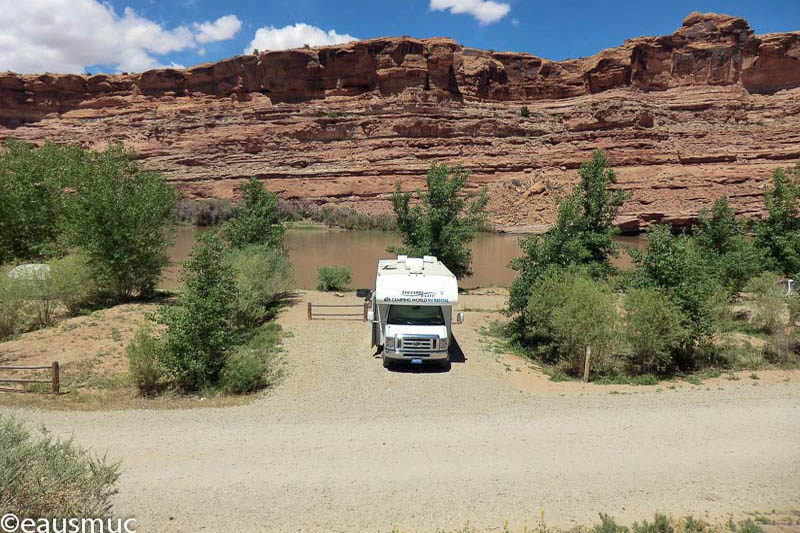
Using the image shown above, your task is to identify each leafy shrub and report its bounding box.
[62,145,177,300]
[755,165,800,277]
[49,253,97,316]
[549,274,618,376]
[224,177,284,249]
[0,141,81,263]
[787,291,800,328]
[278,200,396,230]
[631,513,672,533]
[227,245,292,327]
[520,105,530,118]
[522,267,617,376]
[159,232,237,391]
[593,514,629,533]
[622,288,686,375]
[11,269,59,329]
[694,196,764,294]
[175,198,234,226]
[319,206,396,231]
[221,348,269,394]
[126,326,166,396]
[220,324,281,394]
[0,414,121,518]
[744,273,785,334]
[727,519,765,533]
[0,271,28,340]
[509,150,626,315]
[520,266,572,355]
[629,225,725,367]
[391,163,488,279]
[317,265,352,291]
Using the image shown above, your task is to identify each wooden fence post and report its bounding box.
[582,346,591,383]
[307,302,312,320]
[51,361,60,395]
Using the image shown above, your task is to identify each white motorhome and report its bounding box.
[368,255,463,369]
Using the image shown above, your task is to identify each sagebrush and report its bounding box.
[0,414,121,518]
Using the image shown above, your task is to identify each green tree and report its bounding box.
[622,288,686,374]
[694,196,764,294]
[227,244,292,326]
[521,267,617,375]
[62,145,177,300]
[509,150,626,314]
[628,225,724,367]
[224,177,284,249]
[159,232,237,391]
[550,274,618,377]
[0,141,84,262]
[390,164,488,279]
[755,166,800,277]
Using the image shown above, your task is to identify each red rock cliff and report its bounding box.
[1,12,799,230]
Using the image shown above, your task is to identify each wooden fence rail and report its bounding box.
[0,361,59,394]
[308,302,369,321]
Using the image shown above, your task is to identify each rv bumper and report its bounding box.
[383,349,449,362]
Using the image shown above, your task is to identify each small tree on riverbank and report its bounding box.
[390,164,488,279]
[62,145,177,300]
[159,232,237,391]
[694,196,764,294]
[0,141,85,262]
[755,165,800,278]
[508,150,626,315]
[224,177,284,249]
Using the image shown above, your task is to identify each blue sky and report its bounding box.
[1,0,798,74]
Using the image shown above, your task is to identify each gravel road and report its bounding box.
[6,290,800,532]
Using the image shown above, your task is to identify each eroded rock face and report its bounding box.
[1,12,799,230]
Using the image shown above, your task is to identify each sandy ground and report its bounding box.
[3,290,800,531]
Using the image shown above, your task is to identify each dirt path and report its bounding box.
[5,291,800,531]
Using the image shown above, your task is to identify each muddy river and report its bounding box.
[162,227,647,290]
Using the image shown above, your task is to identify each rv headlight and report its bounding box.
[439,337,448,350]
[385,336,395,350]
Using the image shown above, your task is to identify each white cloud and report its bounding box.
[430,0,511,24]
[194,14,242,44]
[245,23,356,53]
[0,0,241,74]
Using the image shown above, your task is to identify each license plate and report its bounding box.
[410,358,422,364]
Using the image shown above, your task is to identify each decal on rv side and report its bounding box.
[382,297,450,304]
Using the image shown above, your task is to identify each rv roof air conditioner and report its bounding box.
[406,258,424,273]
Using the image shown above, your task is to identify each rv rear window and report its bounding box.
[387,305,445,326]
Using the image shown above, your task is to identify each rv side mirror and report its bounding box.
[367,309,375,322]
[456,311,464,324]
[356,288,371,299]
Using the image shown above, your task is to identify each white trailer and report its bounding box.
[367,255,463,369]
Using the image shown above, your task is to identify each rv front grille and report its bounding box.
[399,337,436,352]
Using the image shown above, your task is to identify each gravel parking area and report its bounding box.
[6,290,800,531]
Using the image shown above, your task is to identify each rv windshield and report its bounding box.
[387,305,445,326]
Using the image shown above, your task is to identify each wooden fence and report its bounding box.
[308,301,369,321]
[0,362,59,394]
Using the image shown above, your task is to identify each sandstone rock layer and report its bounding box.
[1,12,799,231]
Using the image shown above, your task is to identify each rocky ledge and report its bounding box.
[1,12,799,231]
